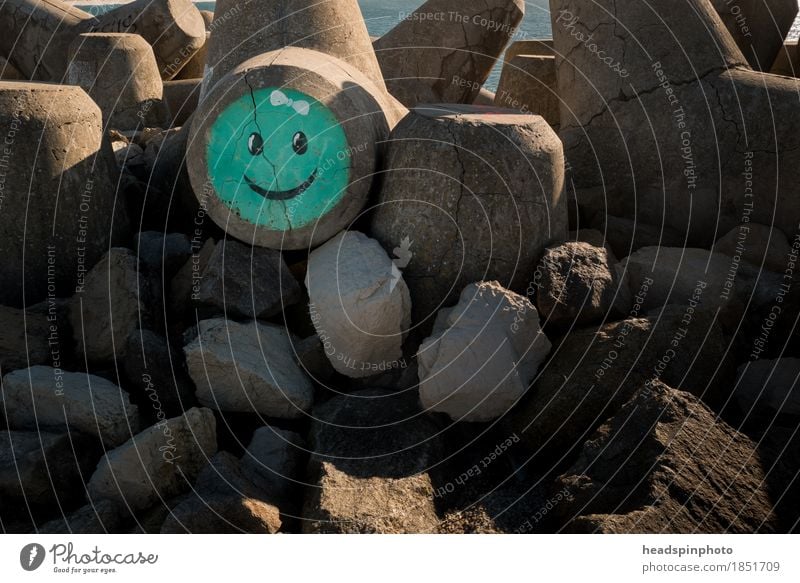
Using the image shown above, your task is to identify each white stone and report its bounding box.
[183,318,313,418]
[1,366,140,447]
[305,231,411,379]
[86,407,217,512]
[417,281,551,422]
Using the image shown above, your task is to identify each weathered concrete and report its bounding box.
[374,0,524,106]
[202,0,386,96]
[188,48,404,249]
[495,54,559,126]
[711,0,797,70]
[0,82,126,307]
[67,33,168,130]
[370,104,567,327]
[552,0,800,246]
[85,0,206,80]
[162,78,202,127]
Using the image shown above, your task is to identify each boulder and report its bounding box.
[302,389,443,533]
[589,214,687,259]
[122,329,196,419]
[534,241,630,327]
[187,47,404,249]
[192,238,302,320]
[202,0,386,95]
[39,499,126,534]
[86,407,217,512]
[183,318,313,418]
[418,281,551,422]
[134,231,192,279]
[0,305,52,371]
[511,307,731,455]
[495,54,559,125]
[160,451,282,533]
[0,82,126,307]
[241,426,306,503]
[67,33,168,130]
[0,430,100,515]
[69,248,160,363]
[2,366,140,447]
[714,223,792,273]
[370,105,567,327]
[306,231,411,379]
[552,0,800,245]
[710,0,797,71]
[555,381,778,533]
[374,0,524,106]
[735,358,800,418]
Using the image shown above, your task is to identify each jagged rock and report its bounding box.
[39,499,126,534]
[0,430,100,516]
[714,223,792,273]
[122,329,196,419]
[192,238,301,320]
[169,238,215,318]
[1,366,140,447]
[370,105,567,326]
[418,282,551,422]
[160,451,282,533]
[535,241,630,326]
[555,381,779,533]
[69,248,160,363]
[735,358,800,418]
[294,335,337,383]
[0,305,51,371]
[552,0,800,245]
[511,307,730,454]
[183,319,313,418]
[135,232,192,279]
[241,427,306,503]
[306,231,411,379]
[374,0,525,106]
[302,389,443,533]
[86,407,217,512]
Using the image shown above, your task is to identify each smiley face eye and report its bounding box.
[292,131,308,155]
[248,132,263,156]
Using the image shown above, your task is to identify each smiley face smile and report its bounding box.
[244,169,318,201]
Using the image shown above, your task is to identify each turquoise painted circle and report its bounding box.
[206,87,351,231]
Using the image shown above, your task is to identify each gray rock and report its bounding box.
[294,335,337,383]
[122,329,196,419]
[735,358,800,417]
[39,499,125,534]
[194,238,301,320]
[69,248,159,363]
[183,319,313,418]
[714,223,792,273]
[535,241,630,326]
[2,366,140,447]
[306,231,411,379]
[302,389,443,533]
[418,281,551,422]
[0,430,100,516]
[556,381,778,533]
[135,231,192,279]
[0,305,52,371]
[590,214,686,260]
[241,426,306,502]
[511,307,731,455]
[87,407,217,512]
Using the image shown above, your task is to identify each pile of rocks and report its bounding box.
[0,0,798,535]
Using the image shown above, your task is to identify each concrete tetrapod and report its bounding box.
[187,47,405,250]
[552,0,800,246]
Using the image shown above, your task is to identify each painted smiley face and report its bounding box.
[206,87,351,231]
